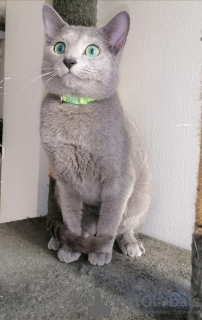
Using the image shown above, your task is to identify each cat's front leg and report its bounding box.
[88,179,132,266]
[56,180,83,263]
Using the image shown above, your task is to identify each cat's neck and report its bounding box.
[61,96,94,105]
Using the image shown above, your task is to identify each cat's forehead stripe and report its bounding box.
[63,32,78,41]
[61,33,102,50]
[60,26,101,46]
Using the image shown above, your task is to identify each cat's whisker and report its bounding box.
[34,74,56,104]
[19,68,53,80]
[15,60,53,80]
[20,72,56,104]
[31,72,55,83]
[20,72,55,94]
[37,73,56,100]
[43,73,56,87]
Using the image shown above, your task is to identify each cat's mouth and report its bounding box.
[62,70,81,80]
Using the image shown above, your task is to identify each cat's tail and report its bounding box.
[48,218,112,253]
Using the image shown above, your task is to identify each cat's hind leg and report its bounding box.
[57,245,81,263]
[49,235,81,263]
[47,177,81,263]
[48,237,60,251]
[46,176,62,251]
[81,204,99,237]
[116,162,154,257]
[116,229,145,257]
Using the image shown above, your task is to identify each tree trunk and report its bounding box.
[53,0,97,26]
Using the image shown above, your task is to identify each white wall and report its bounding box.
[97,1,202,250]
[0,0,51,223]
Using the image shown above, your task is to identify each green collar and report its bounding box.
[61,96,94,105]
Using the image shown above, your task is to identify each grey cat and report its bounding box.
[40,4,154,266]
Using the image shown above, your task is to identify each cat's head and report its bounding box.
[42,5,130,100]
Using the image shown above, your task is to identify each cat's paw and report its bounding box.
[58,247,81,263]
[81,231,91,238]
[88,251,112,266]
[48,237,60,251]
[118,241,145,257]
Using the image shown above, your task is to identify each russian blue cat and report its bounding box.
[40,4,154,266]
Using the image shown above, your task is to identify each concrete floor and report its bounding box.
[0,217,191,320]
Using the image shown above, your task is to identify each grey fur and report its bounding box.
[40,5,154,266]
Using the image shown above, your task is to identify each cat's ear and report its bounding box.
[42,4,66,41]
[101,12,130,53]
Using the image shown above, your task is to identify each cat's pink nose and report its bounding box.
[63,58,77,69]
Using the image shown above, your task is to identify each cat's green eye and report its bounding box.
[86,45,100,57]
[54,42,66,54]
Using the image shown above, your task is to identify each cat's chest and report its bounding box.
[55,143,102,204]
[41,99,105,203]
[46,104,97,146]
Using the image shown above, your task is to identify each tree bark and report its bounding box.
[53,0,97,26]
